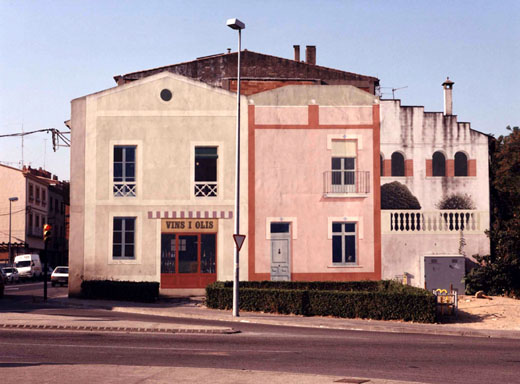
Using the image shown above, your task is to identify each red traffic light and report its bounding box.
[43,224,52,241]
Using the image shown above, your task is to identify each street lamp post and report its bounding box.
[227,17,245,317]
[8,197,18,265]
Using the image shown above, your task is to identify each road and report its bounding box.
[1,282,520,384]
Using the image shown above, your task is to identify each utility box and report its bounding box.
[424,256,465,293]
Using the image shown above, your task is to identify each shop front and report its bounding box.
[160,218,217,288]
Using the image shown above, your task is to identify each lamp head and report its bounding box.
[9,197,18,202]
[226,18,245,30]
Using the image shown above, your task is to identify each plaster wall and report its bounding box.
[380,100,490,211]
[69,97,86,295]
[382,233,490,288]
[249,85,379,279]
[69,73,248,294]
[254,128,375,274]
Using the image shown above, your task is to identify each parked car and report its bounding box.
[0,269,5,297]
[1,267,19,284]
[51,266,69,287]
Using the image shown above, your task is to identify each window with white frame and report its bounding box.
[194,147,218,197]
[330,140,356,193]
[113,146,136,197]
[112,217,135,259]
[332,222,357,264]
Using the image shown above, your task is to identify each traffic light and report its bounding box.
[43,224,52,242]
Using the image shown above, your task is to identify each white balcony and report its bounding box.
[323,171,370,196]
[381,210,489,234]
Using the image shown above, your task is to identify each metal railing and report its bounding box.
[194,182,218,197]
[323,170,370,195]
[113,183,136,197]
[381,210,488,234]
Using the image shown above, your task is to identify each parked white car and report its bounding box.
[51,266,69,287]
[1,267,19,284]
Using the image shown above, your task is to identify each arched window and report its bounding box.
[432,151,446,176]
[391,152,405,176]
[380,154,384,176]
[454,152,468,176]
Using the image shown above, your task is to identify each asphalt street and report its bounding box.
[1,282,520,384]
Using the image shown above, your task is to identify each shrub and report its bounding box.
[436,193,475,210]
[464,253,520,297]
[381,181,421,210]
[81,280,159,302]
[210,280,426,294]
[206,281,436,323]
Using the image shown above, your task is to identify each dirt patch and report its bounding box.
[442,295,520,331]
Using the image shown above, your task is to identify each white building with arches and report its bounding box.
[379,79,490,290]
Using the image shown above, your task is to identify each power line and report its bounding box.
[0,128,70,151]
[0,208,27,217]
[0,128,53,138]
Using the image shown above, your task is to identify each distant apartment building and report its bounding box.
[68,47,490,295]
[0,164,69,267]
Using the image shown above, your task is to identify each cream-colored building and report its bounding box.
[68,72,249,295]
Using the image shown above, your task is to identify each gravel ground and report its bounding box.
[448,295,520,331]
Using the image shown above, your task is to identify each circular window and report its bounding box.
[160,89,172,102]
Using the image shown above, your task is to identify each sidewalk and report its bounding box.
[4,364,428,384]
[25,293,520,340]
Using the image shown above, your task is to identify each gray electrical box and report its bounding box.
[424,256,465,293]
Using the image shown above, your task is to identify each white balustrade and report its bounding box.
[381,210,488,234]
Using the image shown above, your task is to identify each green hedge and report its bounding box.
[210,280,426,294]
[81,280,159,303]
[206,281,436,323]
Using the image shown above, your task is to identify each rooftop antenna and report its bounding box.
[392,86,408,99]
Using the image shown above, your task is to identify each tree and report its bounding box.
[381,181,421,210]
[465,126,520,296]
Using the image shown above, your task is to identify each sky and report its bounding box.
[0,0,518,180]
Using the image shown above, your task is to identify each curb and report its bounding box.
[30,297,520,340]
[0,323,239,335]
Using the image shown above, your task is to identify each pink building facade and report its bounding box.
[247,86,382,281]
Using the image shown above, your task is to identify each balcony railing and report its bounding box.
[194,182,217,197]
[381,210,488,234]
[323,171,370,195]
[114,183,136,197]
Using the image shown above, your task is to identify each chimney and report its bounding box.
[305,45,316,65]
[442,77,454,115]
[293,45,300,62]
[227,48,231,54]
